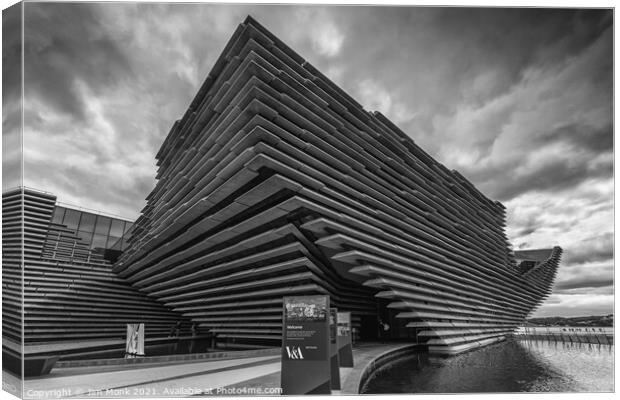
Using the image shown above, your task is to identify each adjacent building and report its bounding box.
[2,188,189,374]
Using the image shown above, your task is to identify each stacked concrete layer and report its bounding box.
[2,189,24,364]
[115,16,561,354]
[3,188,189,359]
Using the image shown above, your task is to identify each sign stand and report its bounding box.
[329,307,341,390]
[337,312,354,367]
[281,295,331,395]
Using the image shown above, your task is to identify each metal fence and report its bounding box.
[513,326,613,346]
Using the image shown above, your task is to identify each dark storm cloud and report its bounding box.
[3,3,21,106]
[427,8,610,110]
[537,123,614,154]
[423,10,612,202]
[552,260,613,294]
[561,233,614,266]
[3,3,23,189]
[2,105,21,189]
[555,280,612,292]
[23,3,134,122]
[452,97,613,203]
[516,215,541,238]
[327,8,611,131]
[490,152,613,201]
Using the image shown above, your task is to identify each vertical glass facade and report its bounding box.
[49,206,133,253]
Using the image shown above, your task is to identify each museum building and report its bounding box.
[2,16,562,373]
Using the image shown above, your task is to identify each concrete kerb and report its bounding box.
[341,344,418,394]
[55,347,280,369]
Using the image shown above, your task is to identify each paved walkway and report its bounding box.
[12,343,415,398]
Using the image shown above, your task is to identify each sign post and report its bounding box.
[337,312,354,367]
[329,307,341,390]
[281,295,331,394]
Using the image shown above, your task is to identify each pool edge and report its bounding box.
[341,344,418,394]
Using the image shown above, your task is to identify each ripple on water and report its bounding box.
[362,339,613,393]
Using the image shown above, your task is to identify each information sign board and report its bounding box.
[337,312,354,367]
[281,295,331,394]
[329,307,341,390]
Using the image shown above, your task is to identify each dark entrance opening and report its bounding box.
[360,314,379,341]
[358,298,394,341]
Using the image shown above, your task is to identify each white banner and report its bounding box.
[125,323,145,358]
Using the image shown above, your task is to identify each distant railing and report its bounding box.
[14,185,136,222]
[55,200,135,222]
[513,326,613,346]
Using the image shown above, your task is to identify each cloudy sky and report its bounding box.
[2,3,613,318]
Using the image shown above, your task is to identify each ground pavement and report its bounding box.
[3,343,414,398]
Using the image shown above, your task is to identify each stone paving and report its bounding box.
[4,343,415,398]
[21,356,279,398]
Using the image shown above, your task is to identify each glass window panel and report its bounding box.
[76,230,94,244]
[62,209,81,230]
[106,235,122,249]
[94,216,111,235]
[109,219,125,237]
[51,207,66,224]
[123,222,133,234]
[91,233,108,250]
[78,212,96,233]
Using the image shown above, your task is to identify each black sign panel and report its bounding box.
[281,295,331,394]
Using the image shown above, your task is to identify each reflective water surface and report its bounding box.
[362,339,614,393]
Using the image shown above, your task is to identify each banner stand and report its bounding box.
[281,295,331,395]
[337,312,354,367]
[329,307,341,390]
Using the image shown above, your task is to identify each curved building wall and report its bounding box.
[114,16,561,354]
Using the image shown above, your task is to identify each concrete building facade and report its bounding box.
[114,16,561,355]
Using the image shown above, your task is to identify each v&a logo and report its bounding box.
[285,346,304,359]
